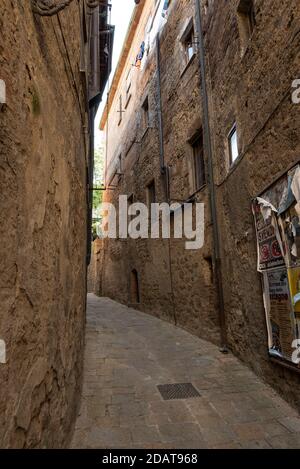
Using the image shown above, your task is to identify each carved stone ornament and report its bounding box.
[31,0,105,16]
[31,0,74,16]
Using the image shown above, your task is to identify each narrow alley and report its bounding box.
[1,0,300,456]
[71,295,300,449]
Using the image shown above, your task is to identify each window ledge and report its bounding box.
[194,183,207,195]
[216,151,246,187]
[141,126,151,141]
[189,183,207,200]
[180,53,196,78]
[269,356,300,374]
[171,184,207,206]
[230,151,243,170]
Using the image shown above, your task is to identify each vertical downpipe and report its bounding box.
[194,0,228,351]
[156,33,177,325]
[156,35,166,177]
[87,7,100,266]
[87,106,95,266]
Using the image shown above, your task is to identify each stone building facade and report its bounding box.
[205,0,300,408]
[0,0,111,448]
[87,238,104,294]
[99,0,220,344]
[98,0,300,412]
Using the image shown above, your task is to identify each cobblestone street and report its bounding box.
[71,294,300,449]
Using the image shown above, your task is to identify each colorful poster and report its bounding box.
[279,206,300,268]
[253,163,300,365]
[264,268,295,361]
[252,201,284,271]
[287,267,300,339]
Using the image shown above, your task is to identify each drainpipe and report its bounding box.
[86,7,100,266]
[87,106,95,266]
[156,33,171,201]
[156,33,177,326]
[194,0,228,351]
[156,35,167,178]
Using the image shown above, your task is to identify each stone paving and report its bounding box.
[71,294,300,449]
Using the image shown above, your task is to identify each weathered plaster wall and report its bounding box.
[0,1,87,447]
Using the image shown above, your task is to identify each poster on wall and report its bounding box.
[262,268,295,361]
[253,164,300,366]
[287,267,300,339]
[252,202,284,271]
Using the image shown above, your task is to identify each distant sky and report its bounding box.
[94,0,135,148]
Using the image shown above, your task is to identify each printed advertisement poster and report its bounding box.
[253,164,300,365]
[252,201,284,271]
[264,268,295,361]
[279,205,300,269]
[287,267,300,339]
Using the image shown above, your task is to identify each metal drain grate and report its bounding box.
[157,383,201,401]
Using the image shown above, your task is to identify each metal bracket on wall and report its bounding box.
[31,0,110,16]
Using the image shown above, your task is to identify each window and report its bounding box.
[125,68,132,108]
[162,0,170,18]
[203,0,209,15]
[228,123,239,165]
[191,132,206,191]
[128,193,134,206]
[81,3,87,43]
[181,20,196,66]
[237,0,255,53]
[144,14,153,57]
[128,194,134,223]
[146,180,156,209]
[130,269,140,304]
[118,95,123,125]
[80,2,88,73]
[117,154,122,178]
[142,96,150,131]
[184,28,195,63]
[0,80,6,109]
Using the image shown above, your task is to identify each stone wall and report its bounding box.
[87,239,104,295]
[101,0,220,345]
[204,0,300,409]
[0,1,87,447]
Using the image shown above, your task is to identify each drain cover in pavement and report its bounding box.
[157,383,201,400]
